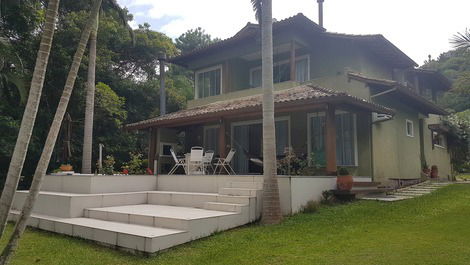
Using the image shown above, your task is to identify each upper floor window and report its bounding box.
[196,66,222,98]
[250,55,310,88]
[406,120,414,137]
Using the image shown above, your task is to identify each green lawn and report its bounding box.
[2,184,470,265]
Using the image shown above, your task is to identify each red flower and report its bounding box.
[146,168,153,175]
[122,169,129,175]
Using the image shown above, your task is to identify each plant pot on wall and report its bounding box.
[337,167,353,191]
[60,164,73,171]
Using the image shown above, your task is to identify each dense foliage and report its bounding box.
[0,1,218,186]
[423,47,470,172]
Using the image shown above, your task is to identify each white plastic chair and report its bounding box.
[214,149,236,175]
[168,149,186,175]
[202,150,215,174]
[189,146,204,174]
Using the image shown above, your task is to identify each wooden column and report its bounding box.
[218,119,226,157]
[325,104,337,175]
[148,127,158,172]
[289,40,296,81]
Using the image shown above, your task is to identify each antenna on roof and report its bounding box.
[317,0,324,28]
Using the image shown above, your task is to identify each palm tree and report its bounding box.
[0,0,60,238]
[251,0,282,224]
[451,28,470,50]
[0,0,102,263]
[81,0,134,174]
[81,14,98,174]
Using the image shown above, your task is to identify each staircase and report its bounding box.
[9,179,263,253]
[361,181,451,202]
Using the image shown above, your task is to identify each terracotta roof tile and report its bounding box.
[125,84,394,130]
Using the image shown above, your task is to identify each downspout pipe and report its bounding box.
[159,53,167,116]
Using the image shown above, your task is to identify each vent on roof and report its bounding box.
[372,112,393,123]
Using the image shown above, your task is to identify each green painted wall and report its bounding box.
[165,29,451,182]
[422,114,452,178]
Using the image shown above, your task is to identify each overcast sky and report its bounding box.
[117,0,469,66]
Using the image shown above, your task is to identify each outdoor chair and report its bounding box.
[189,146,204,174]
[202,150,215,174]
[168,148,186,175]
[214,148,236,175]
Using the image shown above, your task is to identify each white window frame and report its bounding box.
[249,54,310,87]
[230,116,291,155]
[159,142,177,157]
[306,111,359,167]
[203,125,220,152]
[406,119,414,137]
[195,65,223,99]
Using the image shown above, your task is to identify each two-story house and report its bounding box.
[125,13,452,184]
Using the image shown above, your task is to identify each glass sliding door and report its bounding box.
[203,126,219,155]
[308,112,356,167]
[232,118,290,174]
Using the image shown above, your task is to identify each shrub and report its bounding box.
[123,152,145,174]
[300,200,321,214]
[102,155,115,175]
[338,167,349,176]
[320,190,335,205]
[277,148,319,176]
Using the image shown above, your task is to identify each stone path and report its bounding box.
[361,181,452,202]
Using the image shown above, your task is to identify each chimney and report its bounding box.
[317,0,324,28]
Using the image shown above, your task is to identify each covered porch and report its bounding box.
[126,84,394,178]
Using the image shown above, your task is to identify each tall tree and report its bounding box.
[81,13,98,174]
[0,0,60,238]
[81,0,134,174]
[0,0,102,263]
[251,0,282,224]
[175,27,220,54]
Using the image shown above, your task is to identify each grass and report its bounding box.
[2,184,470,265]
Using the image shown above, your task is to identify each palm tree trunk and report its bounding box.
[0,0,60,238]
[81,14,99,174]
[260,0,282,224]
[0,1,102,263]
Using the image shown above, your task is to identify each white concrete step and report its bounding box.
[8,210,189,253]
[12,191,149,218]
[83,204,248,240]
[227,182,263,189]
[147,191,259,222]
[204,202,247,212]
[219,188,260,197]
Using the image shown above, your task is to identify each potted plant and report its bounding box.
[337,167,353,191]
[59,164,73,172]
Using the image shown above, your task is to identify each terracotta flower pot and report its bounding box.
[431,165,438,179]
[60,164,73,171]
[337,175,353,191]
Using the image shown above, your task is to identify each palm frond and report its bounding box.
[105,0,135,46]
[450,28,470,50]
[251,0,262,22]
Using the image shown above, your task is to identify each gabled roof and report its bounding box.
[125,84,394,130]
[169,13,417,68]
[324,32,417,67]
[169,13,324,66]
[347,72,448,115]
